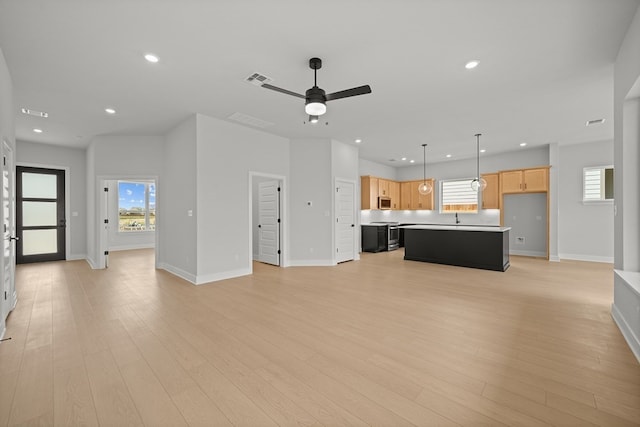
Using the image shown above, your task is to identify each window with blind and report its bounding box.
[583,166,614,202]
[440,178,479,213]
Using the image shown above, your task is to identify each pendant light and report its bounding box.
[418,143,432,195]
[470,133,487,192]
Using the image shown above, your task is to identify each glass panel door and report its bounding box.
[16,166,65,263]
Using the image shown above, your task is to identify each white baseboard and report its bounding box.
[157,262,196,284]
[85,256,98,269]
[195,268,251,285]
[611,303,640,363]
[0,325,5,343]
[287,259,337,267]
[549,255,560,262]
[109,244,155,251]
[67,254,86,261]
[510,250,547,257]
[559,253,614,263]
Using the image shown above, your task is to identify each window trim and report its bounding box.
[439,177,479,214]
[582,165,614,204]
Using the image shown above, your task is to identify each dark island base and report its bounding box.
[403,228,510,272]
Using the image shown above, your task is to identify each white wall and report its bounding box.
[195,114,289,282]
[0,47,15,338]
[16,141,87,259]
[289,138,332,265]
[86,135,164,268]
[558,140,614,262]
[612,3,639,361]
[158,116,198,281]
[359,158,397,180]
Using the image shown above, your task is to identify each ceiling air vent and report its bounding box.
[586,118,605,126]
[228,112,274,129]
[21,108,48,118]
[245,72,273,87]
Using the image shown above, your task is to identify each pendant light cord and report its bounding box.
[475,134,481,180]
[422,143,427,185]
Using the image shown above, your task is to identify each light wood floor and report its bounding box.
[1,249,639,426]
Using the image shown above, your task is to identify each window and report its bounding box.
[440,178,478,213]
[583,166,614,202]
[118,181,155,232]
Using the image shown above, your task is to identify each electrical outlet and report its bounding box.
[516,236,525,244]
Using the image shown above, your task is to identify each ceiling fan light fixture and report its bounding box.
[309,115,319,123]
[305,101,326,116]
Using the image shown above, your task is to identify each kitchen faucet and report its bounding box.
[455,212,461,224]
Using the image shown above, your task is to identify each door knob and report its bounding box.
[9,236,19,241]
[258,224,261,228]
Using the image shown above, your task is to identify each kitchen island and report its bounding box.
[403,225,511,271]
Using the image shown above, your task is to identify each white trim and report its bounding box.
[611,303,640,363]
[195,268,251,285]
[67,253,87,261]
[559,253,614,263]
[158,262,196,284]
[109,243,155,252]
[0,326,5,342]
[288,260,337,267]
[248,171,287,271]
[85,256,98,269]
[509,250,547,257]
[549,255,560,262]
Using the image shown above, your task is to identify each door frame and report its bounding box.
[334,177,359,264]
[96,175,159,269]
[16,162,71,261]
[2,139,16,323]
[249,171,287,270]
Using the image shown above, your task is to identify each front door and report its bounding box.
[16,166,66,263]
[335,180,355,263]
[258,180,280,266]
[2,141,16,315]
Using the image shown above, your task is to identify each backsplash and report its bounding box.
[361,209,501,226]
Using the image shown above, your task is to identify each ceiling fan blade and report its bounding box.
[262,83,305,99]
[325,85,372,101]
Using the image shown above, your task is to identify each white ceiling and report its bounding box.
[1,0,638,166]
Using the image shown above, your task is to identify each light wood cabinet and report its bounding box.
[410,179,435,210]
[481,173,499,209]
[389,181,400,210]
[360,176,379,210]
[400,181,413,210]
[378,179,390,197]
[500,167,549,194]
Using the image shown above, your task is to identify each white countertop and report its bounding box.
[402,225,511,232]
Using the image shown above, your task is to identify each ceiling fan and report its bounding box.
[260,57,372,117]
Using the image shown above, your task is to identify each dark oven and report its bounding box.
[371,221,399,251]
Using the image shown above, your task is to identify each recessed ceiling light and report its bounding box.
[401,157,407,161]
[409,160,415,163]
[354,139,362,144]
[520,142,527,147]
[446,154,452,158]
[33,128,43,133]
[465,60,479,69]
[480,149,486,153]
[21,108,48,118]
[144,53,159,63]
[105,108,116,114]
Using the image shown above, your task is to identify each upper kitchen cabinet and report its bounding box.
[410,179,435,210]
[481,173,499,209]
[400,181,413,210]
[389,181,400,210]
[378,179,390,197]
[360,176,379,210]
[500,167,549,194]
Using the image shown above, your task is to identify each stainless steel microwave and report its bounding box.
[378,196,391,210]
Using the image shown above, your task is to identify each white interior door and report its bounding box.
[2,140,16,316]
[336,180,355,263]
[258,180,280,266]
